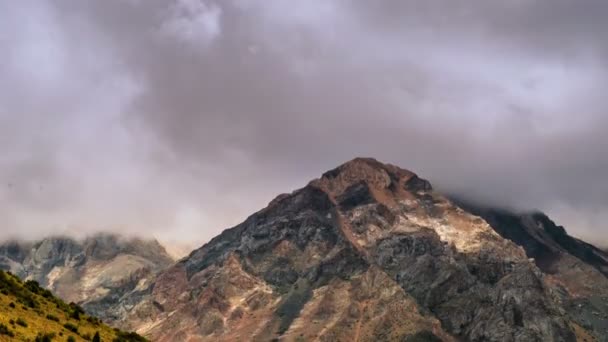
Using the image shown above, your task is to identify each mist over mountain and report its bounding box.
[1,0,608,245]
[0,234,174,324]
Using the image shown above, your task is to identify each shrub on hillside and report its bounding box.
[47,313,60,322]
[35,332,56,342]
[69,302,85,320]
[0,271,39,309]
[63,322,78,333]
[25,280,42,294]
[0,323,15,337]
[16,317,28,327]
[41,288,54,299]
[87,316,102,325]
[23,279,53,299]
[112,331,149,342]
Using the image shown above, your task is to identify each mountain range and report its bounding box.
[0,234,174,325]
[1,158,607,341]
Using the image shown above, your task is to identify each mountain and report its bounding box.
[0,234,174,325]
[0,269,147,341]
[117,158,606,341]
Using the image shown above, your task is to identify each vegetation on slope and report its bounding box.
[0,270,147,342]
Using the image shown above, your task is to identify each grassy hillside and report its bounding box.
[0,270,146,342]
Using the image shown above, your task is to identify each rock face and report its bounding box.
[0,234,174,323]
[455,203,608,340]
[121,158,600,341]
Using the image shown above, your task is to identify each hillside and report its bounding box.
[0,270,146,341]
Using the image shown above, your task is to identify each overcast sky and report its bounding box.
[1,0,607,247]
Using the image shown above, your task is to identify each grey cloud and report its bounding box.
[1,0,607,245]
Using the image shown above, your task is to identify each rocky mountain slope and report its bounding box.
[117,158,606,341]
[453,203,608,339]
[0,234,174,325]
[0,269,147,341]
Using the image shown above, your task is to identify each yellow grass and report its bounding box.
[0,271,143,342]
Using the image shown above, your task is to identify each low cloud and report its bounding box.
[1,0,607,245]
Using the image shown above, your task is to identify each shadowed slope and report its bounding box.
[454,201,608,339]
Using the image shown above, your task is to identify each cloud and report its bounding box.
[1,0,607,245]
[161,0,222,47]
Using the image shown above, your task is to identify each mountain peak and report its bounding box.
[310,158,431,203]
[320,157,414,183]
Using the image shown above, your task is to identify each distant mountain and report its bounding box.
[0,234,174,325]
[115,158,606,341]
[0,269,146,341]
